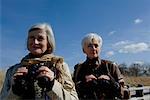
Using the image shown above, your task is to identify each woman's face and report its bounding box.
[83,38,100,59]
[28,29,48,55]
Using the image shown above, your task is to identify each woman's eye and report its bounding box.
[38,36,44,41]
[29,36,35,40]
[88,44,99,48]
[88,44,93,48]
[94,44,99,48]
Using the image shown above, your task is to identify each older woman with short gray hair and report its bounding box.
[73,33,124,100]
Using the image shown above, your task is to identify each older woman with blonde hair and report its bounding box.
[0,23,78,100]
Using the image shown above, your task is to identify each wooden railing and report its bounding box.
[124,86,150,99]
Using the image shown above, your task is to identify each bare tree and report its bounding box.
[129,63,141,76]
[119,63,128,76]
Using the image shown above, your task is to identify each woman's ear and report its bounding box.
[82,48,85,53]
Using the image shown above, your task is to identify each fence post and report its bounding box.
[136,84,144,97]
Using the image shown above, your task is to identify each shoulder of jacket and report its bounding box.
[6,63,21,74]
[101,59,118,66]
[74,62,84,69]
[101,59,112,64]
[7,63,20,70]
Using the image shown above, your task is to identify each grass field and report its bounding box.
[0,70,150,91]
[124,76,150,86]
[0,70,5,91]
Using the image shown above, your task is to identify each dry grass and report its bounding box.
[124,76,150,86]
[0,70,5,91]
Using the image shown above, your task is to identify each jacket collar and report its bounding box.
[85,57,101,67]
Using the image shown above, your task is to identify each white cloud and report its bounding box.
[118,42,150,53]
[113,41,150,54]
[113,40,130,46]
[108,31,116,35]
[133,61,144,65]
[134,18,143,24]
[105,51,114,57]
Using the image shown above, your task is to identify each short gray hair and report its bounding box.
[28,23,55,53]
[81,33,103,49]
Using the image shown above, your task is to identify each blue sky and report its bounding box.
[1,0,150,71]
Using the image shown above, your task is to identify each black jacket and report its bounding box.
[73,58,123,100]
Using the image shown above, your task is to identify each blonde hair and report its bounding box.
[82,33,103,49]
[27,23,55,53]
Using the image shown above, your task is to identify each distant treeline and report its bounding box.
[119,63,150,77]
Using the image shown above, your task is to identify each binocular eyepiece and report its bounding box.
[90,79,112,90]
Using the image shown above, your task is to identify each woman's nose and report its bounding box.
[34,39,39,44]
[91,45,96,50]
